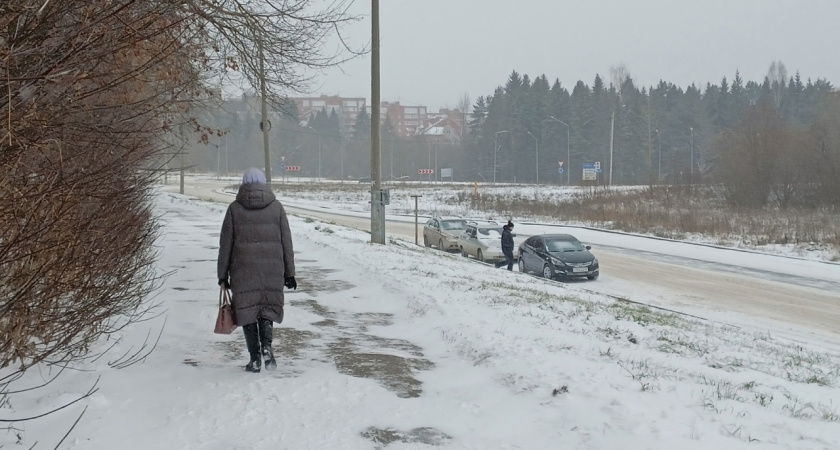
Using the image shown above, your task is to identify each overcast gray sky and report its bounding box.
[309,0,840,111]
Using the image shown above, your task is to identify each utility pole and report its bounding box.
[259,37,271,185]
[549,116,570,185]
[434,140,438,182]
[690,127,694,185]
[655,129,661,183]
[411,194,422,245]
[526,130,539,198]
[609,111,615,186]
[370,0,385,244]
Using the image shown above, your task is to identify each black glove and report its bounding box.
[284,277,297,290]
[218,279,229,289]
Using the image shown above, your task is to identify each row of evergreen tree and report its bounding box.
[189,62,835,191]
[465,63,834,186]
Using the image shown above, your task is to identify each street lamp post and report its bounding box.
[655,129,661,183]
[526,130,539,194]
[493,130,509,185]
[609,111,615,186]
[689,127,694,185]
[434,140,439,182]
[549,116,570,185]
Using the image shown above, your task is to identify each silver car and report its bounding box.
[423,216,468,251]
[458,221,518,262]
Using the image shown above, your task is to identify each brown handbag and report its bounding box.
[214,287,237,334]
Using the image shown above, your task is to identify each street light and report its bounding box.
[654,129,661,183]
[434,139,438,183]
[493,130,509,184]
[689,127,694,185]
[526,130,539,189]
[549,116,570,185]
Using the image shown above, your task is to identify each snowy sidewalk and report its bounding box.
[11,192,840,450]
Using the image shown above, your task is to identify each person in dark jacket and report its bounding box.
[495,220,516,270]
[218,168,296,373]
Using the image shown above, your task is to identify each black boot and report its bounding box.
[243,323,261,373]
[259,318,276,371]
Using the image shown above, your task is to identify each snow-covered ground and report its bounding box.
[4,189,840,449]
[259,177,840,263]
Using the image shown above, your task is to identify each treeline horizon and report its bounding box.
[190,61,840,208]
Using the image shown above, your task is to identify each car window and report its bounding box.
[545,239,585,252]
[425,219,434,226]
[478,227,503,237]
[441,220,467,231]
[525,236,537,246]
[463,226,476,238]
[432,219,439,228]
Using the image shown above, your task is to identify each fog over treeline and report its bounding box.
[188,61,839,208]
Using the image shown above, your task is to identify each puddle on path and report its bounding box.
[327,337,433,399]
[294,267,354,295]
[273,328,319,360]
[289,268,435,398]
[290,299,336,319]
[361,426,452,447]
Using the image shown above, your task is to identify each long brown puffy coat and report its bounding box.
[217,183,295,326]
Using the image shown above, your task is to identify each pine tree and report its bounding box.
[353,109,371,139]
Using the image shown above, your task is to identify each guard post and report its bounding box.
[410,194,422,245]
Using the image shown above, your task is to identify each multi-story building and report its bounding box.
[287,96,435,138]
[292,95,367,132]
[378,102,428,137]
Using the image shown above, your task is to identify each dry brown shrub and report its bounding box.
[1,0,356,439]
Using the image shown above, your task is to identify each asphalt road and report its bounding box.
[169,180,840,338]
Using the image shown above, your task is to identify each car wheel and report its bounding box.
[542,264,553,279]
[518,258,526,273]
[460,247,467,257]
[587,273,599,280]
[477,249,484,262]
[423,235,430,247]
[439,239,444,250]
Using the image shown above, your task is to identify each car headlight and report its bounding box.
[593,258,599,266]
[551,257,567,266]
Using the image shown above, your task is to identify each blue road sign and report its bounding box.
[558,168,564,174]
[582,162,602,174]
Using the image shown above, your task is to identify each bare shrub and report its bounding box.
[808,94,840,208]
[1,0,356,438]
[713,103,807,209]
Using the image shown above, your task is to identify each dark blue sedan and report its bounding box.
[518,234,599,280]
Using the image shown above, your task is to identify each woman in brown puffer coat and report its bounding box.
[218,168,296,373]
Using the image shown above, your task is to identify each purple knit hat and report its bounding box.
[242,167,267,185]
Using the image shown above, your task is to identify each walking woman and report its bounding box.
[218,168,297,373]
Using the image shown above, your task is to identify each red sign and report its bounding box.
[285,165,300,171]
[418,169,434,175]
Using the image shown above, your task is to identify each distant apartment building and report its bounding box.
[291,95,366,132]
[376,102,428,137]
